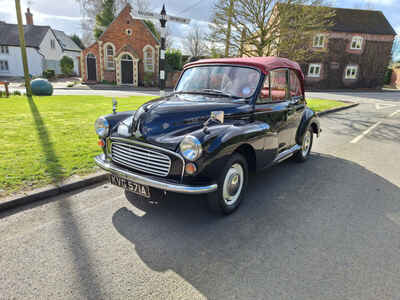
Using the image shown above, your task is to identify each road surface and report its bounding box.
[1,93,400,299]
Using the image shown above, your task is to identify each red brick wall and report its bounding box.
[81,4,159,85]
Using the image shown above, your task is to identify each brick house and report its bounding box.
[81,4,160,86]
[302,8,396,89]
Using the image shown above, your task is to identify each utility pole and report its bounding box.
[15,0,32,96]
[131,5,190,97]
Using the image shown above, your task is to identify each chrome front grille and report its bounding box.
[111,142,171,177]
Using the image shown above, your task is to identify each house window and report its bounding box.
[125,29,132,36]
[143,45,154,73]
[350,36,363,50]
[50,39,55,49]
[345,65,358,79]
[0,46,9,54]
[0,60,9,72]
[313,34,325,48]
[104,44,115,70]
[307,63,321,77]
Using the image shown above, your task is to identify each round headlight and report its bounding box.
[95,116,109,138]
[180,135,202,161]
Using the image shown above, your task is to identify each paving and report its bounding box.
[1,92,400,299]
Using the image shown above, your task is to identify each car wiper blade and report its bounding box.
[200,89,241,98]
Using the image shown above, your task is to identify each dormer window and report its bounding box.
[50,39,55,49]
[313,34,325,48]
[350,36,363,50]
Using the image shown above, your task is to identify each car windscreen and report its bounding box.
[175,65,261,98]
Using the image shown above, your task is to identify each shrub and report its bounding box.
[42,69,55,80]
[67,83,74,88]
[13,90,21,96]
[384,69,393,85]
[0,90,3,98]
[143,72,155,87]
[165,49,182,72]
[60,56,74,76]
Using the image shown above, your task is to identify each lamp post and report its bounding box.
[131,5,190,97]
[159,5,167,97]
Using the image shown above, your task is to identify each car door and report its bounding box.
[288,69,306,145]
[253,69,293,166]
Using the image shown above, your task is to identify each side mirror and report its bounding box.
[210,111,224,124]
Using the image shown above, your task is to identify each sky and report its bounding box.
[0,0,399,57]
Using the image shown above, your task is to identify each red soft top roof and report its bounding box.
[184,56,303,77]
[184,56,305,96]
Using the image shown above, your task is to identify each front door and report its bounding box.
[87,54,96,81]
[121,54,133,84]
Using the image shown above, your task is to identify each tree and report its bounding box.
[231,0,334,61]
[184,25,208,58]
[70,34,85,49]
[392,36,400,63]
[165,49,182,72]
[208,0,236,57]
[60,56,74,76]
[94,0,116,39]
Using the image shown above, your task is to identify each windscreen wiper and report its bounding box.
[200,89,240,98]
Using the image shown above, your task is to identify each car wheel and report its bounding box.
[207,153,248,215]
[295,127,313,162]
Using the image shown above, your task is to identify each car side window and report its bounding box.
[270,69,289,102]
[289,70,302,97]
[257,74,270,103]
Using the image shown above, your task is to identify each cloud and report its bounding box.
[365,0,394,5]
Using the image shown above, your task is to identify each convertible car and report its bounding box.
[94,57,321,214]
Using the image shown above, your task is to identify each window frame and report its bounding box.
[0,60,9,72]
[312,34,325,48]
[345,65,358,80]
[307,63,321,78]
[350,36,363,50]
[0,46,9,55]
[257,68,290,104]
[104,43,115,70]
[143,45,155,73]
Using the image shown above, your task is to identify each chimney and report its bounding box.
[25,8,33,25]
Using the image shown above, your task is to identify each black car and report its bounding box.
[94,57,321,215]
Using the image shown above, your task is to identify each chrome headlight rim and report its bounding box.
[180,135,202,161]
[95,116,110,138]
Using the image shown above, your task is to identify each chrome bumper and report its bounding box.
[94,155,218,194]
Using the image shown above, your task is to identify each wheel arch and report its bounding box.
[234,143,256,172]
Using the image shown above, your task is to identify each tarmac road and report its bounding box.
[1,93,400,299]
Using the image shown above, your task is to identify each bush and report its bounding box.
[13,90,21,96]
[165,49,182,72]
[60,56,74,76]
[143,72,155,87]
[384,69,393,85]
[42,69,55,80]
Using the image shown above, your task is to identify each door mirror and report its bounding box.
[211,111,224,124]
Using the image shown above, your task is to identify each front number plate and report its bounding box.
[109,175,150,198]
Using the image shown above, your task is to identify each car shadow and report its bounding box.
[112,153,400,299]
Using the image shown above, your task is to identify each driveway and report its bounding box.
[1,92,400,299]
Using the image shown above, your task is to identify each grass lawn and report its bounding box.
[0,95,345,195]
[307,98,347,112]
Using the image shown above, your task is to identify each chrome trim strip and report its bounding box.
[110,137,186,181]
[95,155,217,194]
[273,144,301,163]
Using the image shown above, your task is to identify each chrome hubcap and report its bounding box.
[302,131,311,156]
[223,163,244,205]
